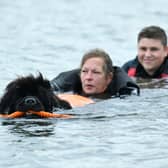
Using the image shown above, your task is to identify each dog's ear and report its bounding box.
[6,79,19,91]
[37,73,51,90]
[0,95,9,114]
[0,89,15,114]
[0,79,21,114]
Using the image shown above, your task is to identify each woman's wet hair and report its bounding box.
[80,48,114,75]
[138,25,167,46]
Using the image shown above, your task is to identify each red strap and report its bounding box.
[160,73,168,78]
[128,68,136,77]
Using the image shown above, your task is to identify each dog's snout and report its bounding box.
[24,97,37,105]
[15,96,45,112]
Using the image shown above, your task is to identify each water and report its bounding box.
[0,0,168,167]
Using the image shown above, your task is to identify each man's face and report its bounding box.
[138,38,167,75]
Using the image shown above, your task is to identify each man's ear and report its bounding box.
[164,46,168,55]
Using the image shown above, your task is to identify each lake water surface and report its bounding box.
[0,0,168,167]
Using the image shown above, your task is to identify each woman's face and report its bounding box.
[80,57,112,95]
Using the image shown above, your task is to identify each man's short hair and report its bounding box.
[137,25,167,46]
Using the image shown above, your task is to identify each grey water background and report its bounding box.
[0,0,168,167]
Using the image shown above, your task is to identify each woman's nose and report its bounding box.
[85,71,93,79]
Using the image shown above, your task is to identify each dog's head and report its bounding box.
[0,73,71,115]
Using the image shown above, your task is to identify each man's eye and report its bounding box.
[140,47,146,51]
[151,47,159,51]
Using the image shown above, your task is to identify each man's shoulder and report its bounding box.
[122,57,138,66]
[122,57,138,71]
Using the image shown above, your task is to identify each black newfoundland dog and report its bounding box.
[0,73,72,118]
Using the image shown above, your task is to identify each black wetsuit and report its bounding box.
[50,66,140,98]
[122,57,168,78]
[50,67,139,98]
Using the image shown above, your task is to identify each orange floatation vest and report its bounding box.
[57,93,94,108]
[0,94,94,119]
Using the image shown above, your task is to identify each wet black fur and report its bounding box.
[0,73,71,114]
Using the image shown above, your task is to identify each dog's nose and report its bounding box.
[24,97,37,106]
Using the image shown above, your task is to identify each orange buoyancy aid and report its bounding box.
[58,94,94,107]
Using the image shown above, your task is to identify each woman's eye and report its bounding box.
[93,71,100,74]
[81,70,87,73]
